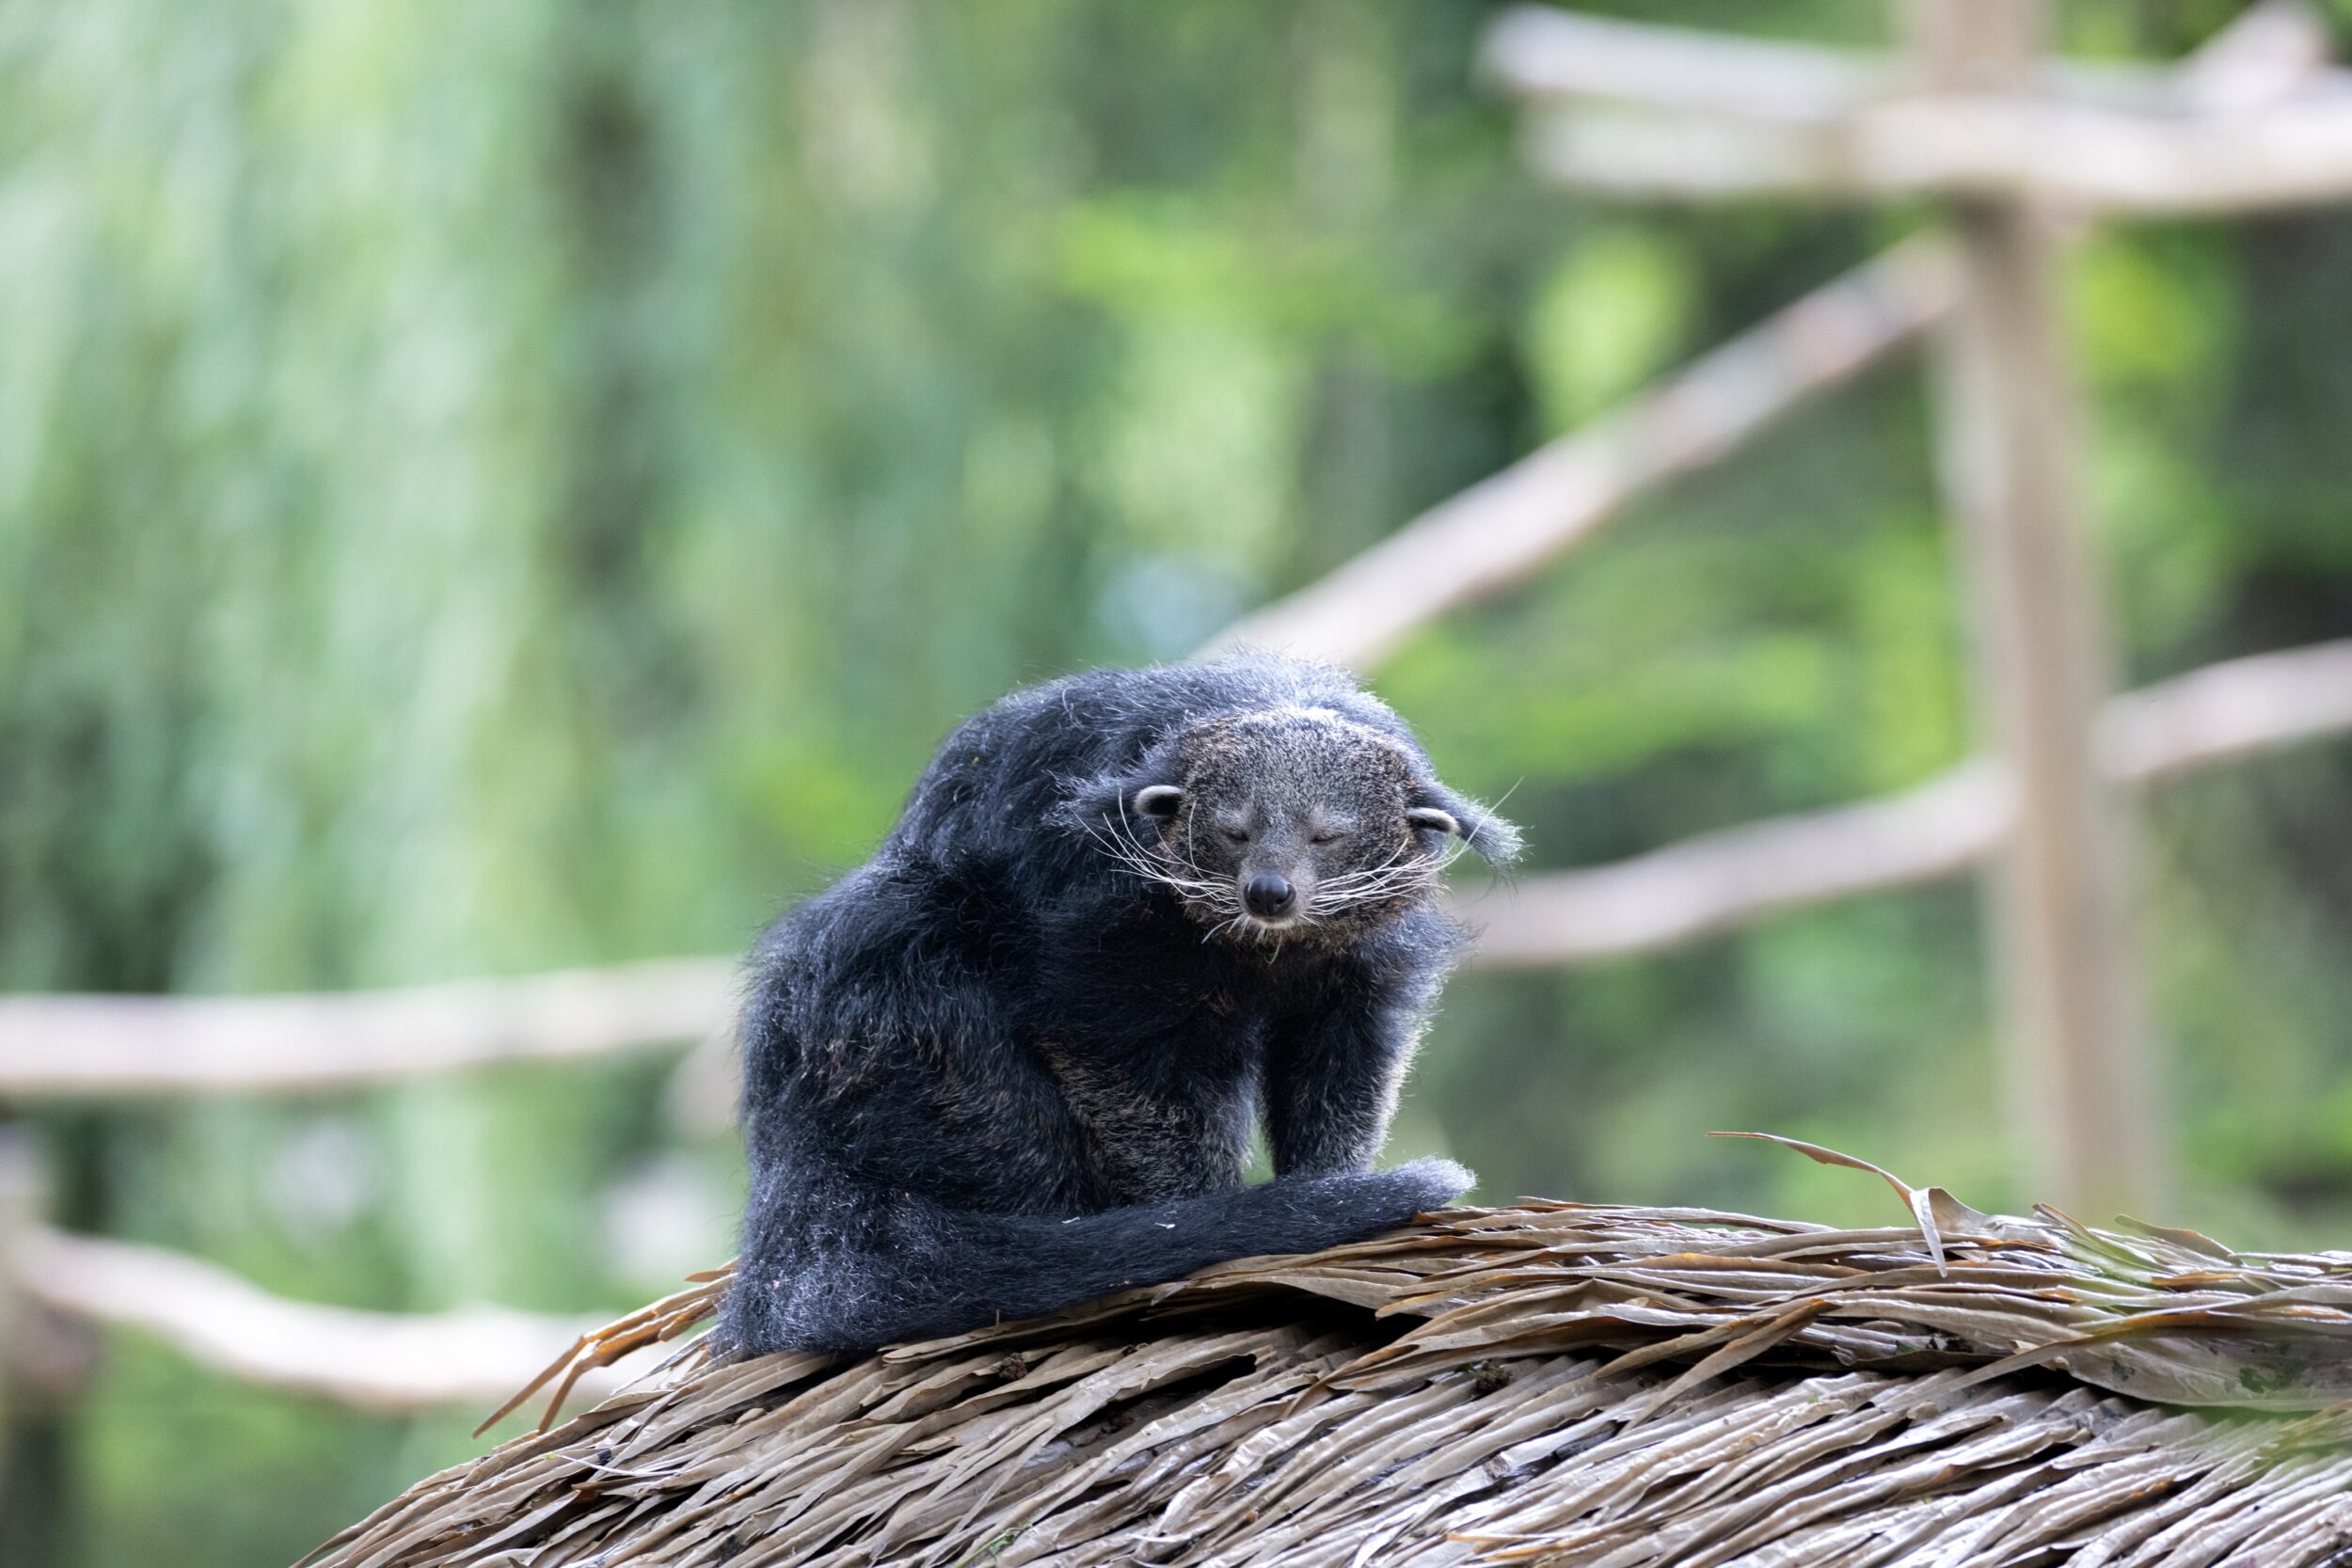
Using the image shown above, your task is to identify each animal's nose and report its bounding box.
[1243,874,1296,918]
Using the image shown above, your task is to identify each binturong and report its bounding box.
[719,655,1521,1356]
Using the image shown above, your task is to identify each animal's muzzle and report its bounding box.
[1243,874,1297,918]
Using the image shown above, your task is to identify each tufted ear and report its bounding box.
[1132,784,1184,819]
[1406,804,1460,836]
[1407,782,1523,866]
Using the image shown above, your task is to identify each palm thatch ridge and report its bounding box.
[308,1149,2352,1566]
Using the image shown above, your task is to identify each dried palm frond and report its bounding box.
[309,1148,2352,1567]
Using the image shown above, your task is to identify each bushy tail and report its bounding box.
[721,1157,1472,1355]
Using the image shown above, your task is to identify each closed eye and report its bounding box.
[1311,831,1348,845]
[1219,826,1250,845]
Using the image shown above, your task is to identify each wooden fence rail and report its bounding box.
[1467,637,2352,968]
[0,958,734,1099]
[11,1226,644,1418]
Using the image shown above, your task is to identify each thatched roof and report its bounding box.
[309,1150,2352,1567]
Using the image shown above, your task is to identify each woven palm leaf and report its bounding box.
[307,1143,2352,1566]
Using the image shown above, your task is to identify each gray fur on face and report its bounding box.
[1126,707,1460,945]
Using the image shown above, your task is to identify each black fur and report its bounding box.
[719,655,1521,1356]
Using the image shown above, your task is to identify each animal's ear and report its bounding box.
[1408,783,1523,866]
[1055,732,1191,839]
[1133,784,1184,819]
[1053,764,1181,838]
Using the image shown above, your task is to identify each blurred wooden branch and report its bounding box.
[2169,0,2343,114]
[1517,97,2352,214]
[1481,1,2334,121]
[11,1227,647,1416]
[0,1130,44,1467]
[1922,0,2157,1238]
[1477,8,1894,127]
[1465,637,2352,969]
[1200,237,1959,670]
[0,958,735,1100]
[2104,637,2352,781]
[1460,763,2009,970]
[1492,2,2352,214]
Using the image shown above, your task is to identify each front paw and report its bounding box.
[1386,1155,1475,1214]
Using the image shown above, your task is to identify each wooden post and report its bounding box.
[1911,0,2163,1215]
[0,1124,45,1492]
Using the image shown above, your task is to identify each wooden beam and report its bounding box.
[12,1227,650,1416]
[1483,1,2335,122]
[1201,236,1958,670]
[1462,762,2008,970]
[1462,638,2352,969]
[1518,94,2352,214]
[1480,8,1892,127]
[2170,0,2340,114]
[1498,3,2352,215]
[1923,0,2153,1217]
[0,1131,43,1481]
[0,958,735,1100]
[2102,638,2352,783]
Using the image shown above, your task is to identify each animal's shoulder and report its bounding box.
[781,854,1041,966]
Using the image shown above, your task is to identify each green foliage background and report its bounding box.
[4,1,2352,1561]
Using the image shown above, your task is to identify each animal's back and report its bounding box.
[885,657,1389,866]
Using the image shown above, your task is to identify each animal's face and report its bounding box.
[1098,708,1518,945]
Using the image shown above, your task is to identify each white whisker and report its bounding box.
[1085,809,1244,924]
[1304,831,1454,919]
